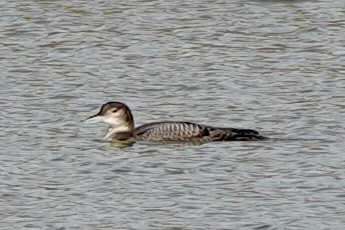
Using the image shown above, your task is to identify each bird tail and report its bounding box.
[203,125,266,141]
[229,128,267,141]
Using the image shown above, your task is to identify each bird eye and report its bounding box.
[112,109,117,113]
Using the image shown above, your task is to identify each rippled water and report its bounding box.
[1,0,344,229]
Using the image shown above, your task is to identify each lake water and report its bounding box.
[1,0,344,229]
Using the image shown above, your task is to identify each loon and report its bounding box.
[85,102,266,142]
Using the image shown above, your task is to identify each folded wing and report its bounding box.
[134,121,265,142]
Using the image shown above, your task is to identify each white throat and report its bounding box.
[104,125,131,141]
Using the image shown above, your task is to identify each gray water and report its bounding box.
[1,0,344,229]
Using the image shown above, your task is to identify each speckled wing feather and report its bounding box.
[207,127,265,141]
[134,121,265,142]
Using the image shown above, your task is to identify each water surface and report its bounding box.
[1,0,344,229]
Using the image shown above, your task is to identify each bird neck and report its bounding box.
[105,111,135,141]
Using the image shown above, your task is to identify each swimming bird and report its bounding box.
[85,102,266,142]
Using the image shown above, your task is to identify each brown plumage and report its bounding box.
[85,102,267,142]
